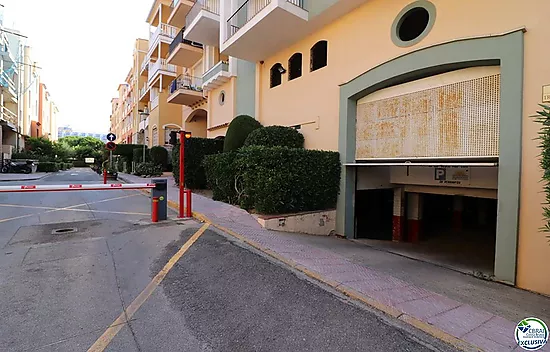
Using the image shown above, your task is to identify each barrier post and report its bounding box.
[185,189,192,218]
[179,131,185,218]
[103,169,107,184]
[152,197,159,223]
[151,178,168,221]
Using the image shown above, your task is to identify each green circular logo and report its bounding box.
[159,196,165,201]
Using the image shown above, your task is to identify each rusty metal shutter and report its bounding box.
[356,68,500,160]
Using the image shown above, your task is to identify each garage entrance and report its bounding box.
[355,189,393,240]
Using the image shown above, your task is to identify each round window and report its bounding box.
[391,1,436,48]
[219,91,225,106]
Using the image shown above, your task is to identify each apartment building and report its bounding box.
[209,0,550,296]
[0,27,20,159]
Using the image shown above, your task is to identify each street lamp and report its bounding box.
[139,109,149,163]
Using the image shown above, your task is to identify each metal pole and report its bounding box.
[142,134,146,162]
[109,150,113,166]
[103,169,107,184]
[186,189,192,218]
[179,131,184,218]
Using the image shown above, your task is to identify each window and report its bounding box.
[270,63,284,88]
[391,1,436,48]
[219,91,226,105]
[310,41,328,72]
[288,53,302,81]
[152,127,158,146]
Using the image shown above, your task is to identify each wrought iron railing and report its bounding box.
[169,27,203,56]
[187,0,220,29]
[170,75,204,94]
[226,0,306,41]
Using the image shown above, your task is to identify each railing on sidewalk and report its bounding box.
[169,27,203,56]
[226,0,306,41]
[169,75,204,94]
[187,0,220,29]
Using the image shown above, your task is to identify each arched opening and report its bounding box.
[185,108,208,138]
[288,53,302,81]
[270,63,284,88]
[310,40,328,72]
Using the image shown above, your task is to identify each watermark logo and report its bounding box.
[516,317,548,350]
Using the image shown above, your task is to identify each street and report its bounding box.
[0,168,457,352]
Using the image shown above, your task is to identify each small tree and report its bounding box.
[150,146,169,170]
[535,104,550,237]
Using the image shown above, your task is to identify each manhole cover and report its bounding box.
[51,228,78,235]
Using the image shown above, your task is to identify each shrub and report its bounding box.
[57,163,65,171]
[223,115,262,152]
[37,162,59,173]
[73,160,88,167]
[150,146,169,170]
[113,144,147,163]
[203,151,240,203]
[534,104,550,236]
[12,151,35,160]
[135,162,162,177]
[132,147,149,163]
[244,125,304,149]
[172,137,224,189]
[204,146,341,215]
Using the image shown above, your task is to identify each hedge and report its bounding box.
[244,125,304,149]
[112,144,147,163]
[172,137,224,189]
[150,146,169,170]
[134,162,162,177]
[73,160,88,167]
[37,162,59,172]
[223,115,262,152]
[132,146,149,163]
[204,146,341,215]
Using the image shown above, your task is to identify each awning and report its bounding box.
[345,162,498,167]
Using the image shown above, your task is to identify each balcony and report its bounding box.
[167,28,203,68]
[140,59,149,76]
[167,75,206,106]
[168,0,195,28]
[148,23,179,59]
[151,96,160,110]
[148,59,178,88]
[222,0,308,62]
[202,61,231,92]
[183,0,220,47]
[139,116,149,132]
[139,84,150,102]
[0,105,17,128]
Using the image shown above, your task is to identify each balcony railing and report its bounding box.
[187,0,220,29]
[151,96,160,110]
[150,23,179,47]
[171,0,180,7]
[203,60,229,83]
[169,27,203,55]
[148,59,177,82]
[226,0,305,41]
[140,84,149,98]
[170,75,204,94]
[1,105,17,125]
[141,59,149,73]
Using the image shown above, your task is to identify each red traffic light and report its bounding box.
[184,131,192,139]
[105,142,117,151]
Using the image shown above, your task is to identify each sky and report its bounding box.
[1,0,153,134]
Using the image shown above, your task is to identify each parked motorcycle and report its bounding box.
[2,160,34,174]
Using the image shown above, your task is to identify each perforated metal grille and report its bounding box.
[356,74,501,159]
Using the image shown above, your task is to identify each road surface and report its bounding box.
[0,168,457,351]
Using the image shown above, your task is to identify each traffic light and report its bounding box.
[169,131,177,145]
[184,131,192,139]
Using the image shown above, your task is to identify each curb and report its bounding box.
[0,173,49,182]
[119,177,483,351]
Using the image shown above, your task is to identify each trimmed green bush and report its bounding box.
[73,160,88,167]
[150,146,169,170]
[37,162,59,173]
[172,137,224,189]
[203,151,240,203]
[113,144,147,163]
[132,147,149,163]
[244,125,304,149]
[223,115,262,152]
[135,162,162,177]
[204,146,341,214]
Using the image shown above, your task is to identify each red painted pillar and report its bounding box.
[152,197,159,223]
[186,189,192,218]
[407,193,423,243]
[452,195,463,230]
[103,169,107,184]
[392,188,405,242]
[179,131,185,218]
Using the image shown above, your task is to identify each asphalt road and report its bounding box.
[0,168,458,352]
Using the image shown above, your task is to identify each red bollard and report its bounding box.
[152,197,159,223]
[103,169,107,184]
[186,189,192,218]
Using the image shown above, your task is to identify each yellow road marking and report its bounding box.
[87,223,210,352]
[0,194,140,224]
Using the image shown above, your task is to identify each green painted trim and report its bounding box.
[235,59,256,117]
[391,0,437,48]
[337,30,524,285]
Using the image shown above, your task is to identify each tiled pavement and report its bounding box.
[119,173,549,352]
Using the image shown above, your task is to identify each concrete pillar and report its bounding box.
[407,193,423,243]
[392,187,405,242]
[452,195,463,230]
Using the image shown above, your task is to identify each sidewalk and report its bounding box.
[0,172,48,182]
[119,173,550,352]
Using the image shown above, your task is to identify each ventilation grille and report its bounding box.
[356,74,501,159]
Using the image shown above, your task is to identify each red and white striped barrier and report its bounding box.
[0,183,156,193]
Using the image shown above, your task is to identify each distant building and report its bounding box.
[57,126,107,142]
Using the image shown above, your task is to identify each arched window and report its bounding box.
[270,63,284,88]
[288,53,302,81]
[310,40,328,72]
[152,126,158,146]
